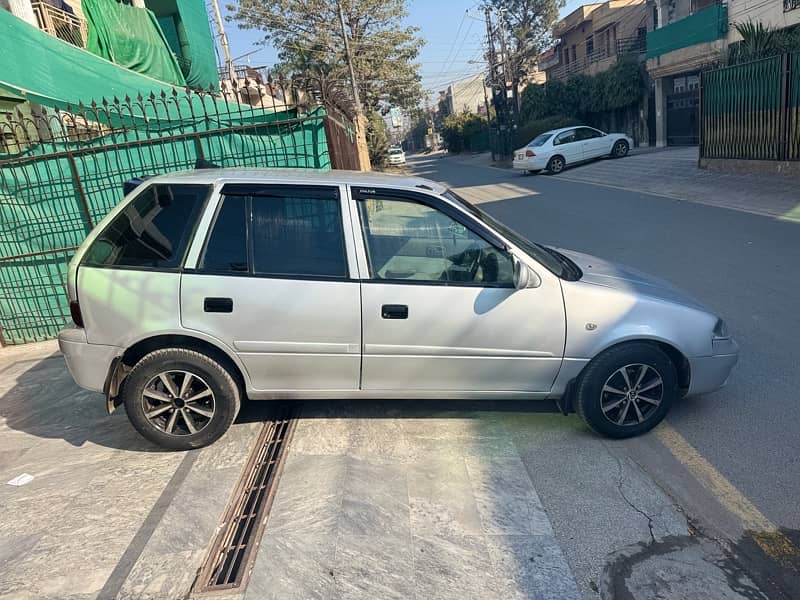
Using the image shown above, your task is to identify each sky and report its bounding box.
[219,0,585,100]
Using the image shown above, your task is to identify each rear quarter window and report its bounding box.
[82,184,210,269]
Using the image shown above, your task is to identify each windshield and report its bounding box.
[442,189,581,281]
[389,149,404,155]
[528,133,552,147]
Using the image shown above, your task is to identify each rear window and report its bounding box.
[528,133,552,147]
[389,149,404,155]
[82,184,209,269]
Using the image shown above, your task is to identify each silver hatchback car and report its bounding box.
[58,169,738,449]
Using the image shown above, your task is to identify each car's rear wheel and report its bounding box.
[612,140,629,158]
[575,342,677,438]
[546,156,565,174]
[122,348,240,450]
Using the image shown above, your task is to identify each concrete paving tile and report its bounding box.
[193,421,263,471]
[116,548,203,600]
[485,535,581,600]
[145,465,241,555]
[245,534,336,600]
[408,456,483,536]
[412,534,498,600]
[338,456,410,537]
[290,417,353,456]
[334,534,414,600]
[265,454,347,535]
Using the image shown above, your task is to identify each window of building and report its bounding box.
[687,75,700,90]
[83,184,209,269]
[673,76,687,93]
[586,35,594,56]
[358,197,513,286]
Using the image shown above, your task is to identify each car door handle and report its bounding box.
[204,297,233,313]
[381,304,408,319]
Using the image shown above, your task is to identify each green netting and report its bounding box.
[83,0,186,86]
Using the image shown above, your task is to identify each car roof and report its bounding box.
[147,168,445,193]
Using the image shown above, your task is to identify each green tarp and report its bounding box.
[84,0,186,86]
[150,0,219,90]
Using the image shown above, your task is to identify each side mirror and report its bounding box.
[513,257,541,290]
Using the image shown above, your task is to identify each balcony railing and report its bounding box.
[616,35,647,55]
[786,0,800,11]
[548,47,615,80]
[646,3,728,60]
[32,0,86,47]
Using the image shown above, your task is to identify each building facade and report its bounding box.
[445,74,492,116]
[542,0,647,82]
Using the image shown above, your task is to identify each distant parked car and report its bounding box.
[387,147,406,165]
[59,169,737,450]
[513,126,633,175]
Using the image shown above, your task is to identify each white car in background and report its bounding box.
[513,126,633,175]
[387,147,406,165]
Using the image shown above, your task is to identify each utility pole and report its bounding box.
[209,0,235,81]
[496,9,515,157]
[337,0,371,170]
[483,7,497,160]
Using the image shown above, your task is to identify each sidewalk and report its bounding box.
[442,147,800,222]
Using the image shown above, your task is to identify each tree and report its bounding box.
[366,110,390,165]
[227,0,424,113]
[487,0,565,79]
[727,21,800,65]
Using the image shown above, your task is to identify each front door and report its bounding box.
[181,184,361,392]
[352,188,565,393]
[576,127,610,159]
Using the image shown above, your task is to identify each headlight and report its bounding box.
[713,318,730,338]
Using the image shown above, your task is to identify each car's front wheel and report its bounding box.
[122,348,240,450]
[612,140,629,158]
[574,342,677,438]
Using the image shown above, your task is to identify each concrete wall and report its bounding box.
[728,0,800,38]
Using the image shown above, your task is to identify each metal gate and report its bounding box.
[0,83,359,345]
[666,90,700,146]
[700,53,800,161]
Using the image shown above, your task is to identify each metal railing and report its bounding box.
[616,35,646,55]
[0,81,361,344]
[32,0,86,47]
[548,48,611,80]
[785,0,800,12]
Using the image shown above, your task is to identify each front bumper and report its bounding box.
[687,338,739,395]
[58,327,121,392]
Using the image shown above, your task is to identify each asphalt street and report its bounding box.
[407,152,800,596]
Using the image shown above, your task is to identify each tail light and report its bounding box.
[525,149,536,157]
[69,300,84,328]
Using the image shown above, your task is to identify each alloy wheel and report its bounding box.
[600,363,663,427]
[614,141,629,157]
[141,370,216,436]
[549,157,564,173]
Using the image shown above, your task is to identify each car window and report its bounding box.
[553,130,577,146]
[576,127,603,140]
[389,149,404,155]
[200,195,248,273]
[358,196,514,286]
[82,184,209,269]
[250,188,347,278]
[528,133,553,147]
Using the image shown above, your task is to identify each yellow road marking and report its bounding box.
[656,423,800,569]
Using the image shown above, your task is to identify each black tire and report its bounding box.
[575,342,677,439]
[122,348,241,450]
[546,155,565,174]
[611,140,629,158]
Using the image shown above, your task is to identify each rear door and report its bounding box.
[181,183,361,392]
[552,129,583,164]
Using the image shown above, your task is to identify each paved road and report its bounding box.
[408,152,800,595]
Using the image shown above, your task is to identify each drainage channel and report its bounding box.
[190,408,297,596]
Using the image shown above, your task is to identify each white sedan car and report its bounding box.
[387,147,406,165]
[513,126,633,175]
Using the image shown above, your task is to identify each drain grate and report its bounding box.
[191,409,297,594]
